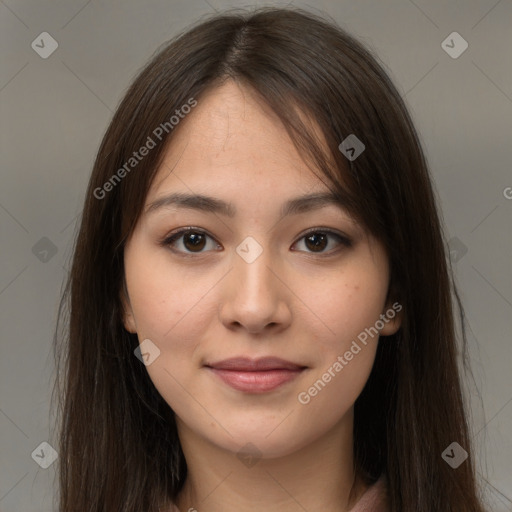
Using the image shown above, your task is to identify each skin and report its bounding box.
[122,80,402,512]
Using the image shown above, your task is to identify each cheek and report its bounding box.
[293,342,376,449]
[125,255,217,412]
[299,261,389,354]
[291,259,387,412]
[126,244,217,343]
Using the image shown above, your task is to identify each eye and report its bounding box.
[292,228,352,255]
[160,227,352,257]
[161,228,220,256]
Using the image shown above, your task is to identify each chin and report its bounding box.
[210,425,310,460]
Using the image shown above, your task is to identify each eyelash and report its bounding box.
[159,227,352,258]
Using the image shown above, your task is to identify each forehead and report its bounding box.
[147,80,333,201]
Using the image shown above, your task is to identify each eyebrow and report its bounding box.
[145,191,346,218]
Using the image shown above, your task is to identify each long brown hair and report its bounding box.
[52,6,489,511]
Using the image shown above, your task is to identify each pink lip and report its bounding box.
[205,357,307,393]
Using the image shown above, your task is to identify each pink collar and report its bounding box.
[349,474,389,511]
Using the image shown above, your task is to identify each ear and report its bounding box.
[378,277,403,336]
[120,280,137,334]
[378,299,403,336]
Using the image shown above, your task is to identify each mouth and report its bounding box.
[204,357,307,393]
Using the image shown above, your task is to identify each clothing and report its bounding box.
[170,473,389,511]
[348,474,389,511]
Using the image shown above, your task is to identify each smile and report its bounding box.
[204,356,307,393]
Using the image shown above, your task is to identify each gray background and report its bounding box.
[0,0,511,510]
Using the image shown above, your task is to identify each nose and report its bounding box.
[219,246,292,335]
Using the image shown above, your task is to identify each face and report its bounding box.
[122,80,401,459]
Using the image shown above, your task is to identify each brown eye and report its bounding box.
[304,232,328,252]
[293,229,352,255]
[181,231,206,252]
[162,228,219,255]
[161,227,352,257]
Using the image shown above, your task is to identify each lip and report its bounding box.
[204,357,307,393]
[205,356,305,371]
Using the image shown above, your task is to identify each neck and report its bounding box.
[173,408,368,512]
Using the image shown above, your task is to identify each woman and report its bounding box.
[52,7,489,511]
